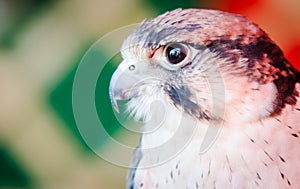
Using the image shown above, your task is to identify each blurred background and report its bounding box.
[0,0,299,188]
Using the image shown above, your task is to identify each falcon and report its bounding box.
[109,8,300,188]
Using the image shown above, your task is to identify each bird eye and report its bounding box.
[165,43,187,64]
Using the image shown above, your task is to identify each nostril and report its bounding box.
[129,65,135,71]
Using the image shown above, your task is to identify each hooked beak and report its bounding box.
[109,61,141,113]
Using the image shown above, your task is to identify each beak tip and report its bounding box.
[112,99,120,113]
[109,87,121,113]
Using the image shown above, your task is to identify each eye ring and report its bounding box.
[164,43,188,65]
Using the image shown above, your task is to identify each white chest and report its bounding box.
[128,103,300,189]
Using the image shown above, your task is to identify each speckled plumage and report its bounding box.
[109,8,300,189]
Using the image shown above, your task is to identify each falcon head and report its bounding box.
[109,8,299,124]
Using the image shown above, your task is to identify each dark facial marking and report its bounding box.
[164,84,210,120]
[207,35,300,115]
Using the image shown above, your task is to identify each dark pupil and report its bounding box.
[167,46,186,64]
